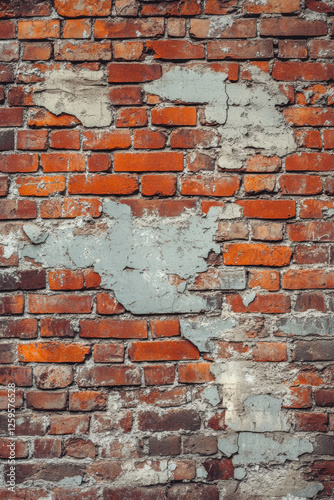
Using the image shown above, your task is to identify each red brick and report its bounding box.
[69,391,106,411]
[28,294,92,314]
[152,106,196,126]
[80,319,147,338]
[208,40,273,60]
[244,155,281,172]
[142,174,177,197]
[48,270,84,290]
[109,86,143,105]
[22,42,52,60]
[310,40,334,59]
[0,40,19,61]
[54,40,111,61]
[306,0,334,12]
[147,40,204,60]
[134,129,166,149]
[96,293,125,315]
[87,153,110,172]
[129,340,199,361]
[0,389,23,409]
[228,293,290,314]
[278,40,307,59]
[203,459,234,481]
[187,151,214,172]
[41,198,102,218]
[83,130,131,150]
[86,460,122,481]
[50,414,90,434]
[279,174,322,195]
[144,365,175,385]
[294,129,322,149]
[0,439,28,459]
[288,221,334,241]
[253,342,287,362]
[0,153,38,173]
[324,130,334,150]
[243,0,300,13]
[41,153,85,172]
[315,390,334,407]
[18,20,60,39]
[114,152,183,172]
[171,129,219,148]
[0,318,37,339]
[16,175,66,197]
[0,200,37,219]
[237,200,295,219]
[0,107,23,126]
[116,108,147,127]
[224,243,292,266]
[244,175,276,195]
[0,20,15,39]
[94,343,124,363]
[142,0,202,16]
[95,18,163,39]
[167,18,186,37]
[28,108,80,127]
[294,244,328,264]
[55,0,112,17]
[299,199,334,219]
[68,174,138,195]
[27,391,67,410]
[34,438,62,458]
[150,318,180,338]
[15,414,48,436]
[0,64,14,82]
[273,62,334,81]
[17,130,48,150]
[63,19,91,39]
[49,130,80,150]
[178,363,214,383]
[261,18,326,37]
[283,269,334,289]
[78,365,141,387]
[65,438,96,459]
[108,63,161,83]
[295,293,326,312]
[0,366,32,386]
[181,175,240,196]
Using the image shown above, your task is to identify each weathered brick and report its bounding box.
[18,341,90,363]
[77,365,141,387]
[294,341,334,362]
[69,391,106,411]
[18,20,60,39]
[108,63,161,83]
[68,174,139,195]
[95,18,164,38]
[183,435,218,455]
[181,175,240,196]
[26,391,67,410]
[49,415,90,435]
[80,319,147,338]
[144,365,175,385]
[28,294,92,314]
[34,438,62,458]
[149,436,180,456]
[138,409,201,431]
[55,40,111,61]
[55,0,112,17]
[223,243,292,266]
[129,340,199,361]
[208,40,273,60]
[63,19,91,39]
[34,365,73,389]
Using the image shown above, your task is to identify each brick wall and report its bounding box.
[0,0,333,498]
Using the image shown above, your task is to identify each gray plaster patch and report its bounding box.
[234,467,246,480]
[276,315,334,336]
[202,386,221,406]
[22,201,225,315]
[242,290,256,307]
[220,269,246,290]
[180,316,237,352]
[218,435,239,457]
[211,361,292,432]
[33,67,112,127]
[23,224,48,245]
[145,66,297,169]
[234,432,313,466]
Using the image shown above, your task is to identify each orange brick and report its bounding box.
[22,42,52,60]
[54,41,111,61]
[83,130,131,150]
[181,175,240,196]
[49,270,84,290]
[16,175,65,197]
[178,363,214,383]
[324,130,334,149]
[237,200,295,219]
[80,319,147,338]
[273,62,334,81]
[113,41,144,61]
[141,174,177,197]
[55,0,111,17]
[282,269,334,289]
[18,342,90,363]
[151,107,197,126]
[28,108,80,127]
[114,152,183,172]
[243,0,299,13]
[283,387,312,408]
[68,174,138,195]
[146,40,204,60]
[150,318,180,338]
[108,63,161,83]
[134,129,166,149]
[244,155,281,172]
[244,175,276,195]
[224,243,292,266]
[69,391,106,411]
[96,293,125,315]
[95,18,164,38]
[279,174,322,195]
[261,17,326,37]
[253,342,287,362]
[41,153,85,172]
[50,130,80,150]
[40,198,102,218]
[88,153,111,172]
[287,221,334,241]
[18,20,60,39]
[63,19,91,39]
[128,340,199,361]
[116,108,147,127]
[228,293,290,314]
[249,270,280,291]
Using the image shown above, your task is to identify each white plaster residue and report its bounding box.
[145,66,297,169]
[33,67,112,127]
[180,316,237,352]
[22,201,223,315]
[207,15,235,37]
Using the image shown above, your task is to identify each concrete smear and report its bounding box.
[23,200,222,315]
[33,67,112,127]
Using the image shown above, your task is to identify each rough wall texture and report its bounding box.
[0,0,334,498]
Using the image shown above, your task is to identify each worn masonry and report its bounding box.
[0,0,333,499]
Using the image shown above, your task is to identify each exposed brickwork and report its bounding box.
[0,0,333,498]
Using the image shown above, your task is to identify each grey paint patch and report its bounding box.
[234,432,313,466]
[33,67,112,127]
[211,361,292,432]
[144,66,297,169]
[234,467,246,480]
[202,386,221,406]
[218,435,238,457]
[180,316,237,352]
[242,290,256,307]
[276,315,334,336]
[57,475,83,487]
[22,201,225,315]
[284,483,324,499]
[221,269,246,290]
[23,224,48,245]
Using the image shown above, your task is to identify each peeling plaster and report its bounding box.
[22,201,225,315]
[33,67,112,127]
[144,66,297,169]
[180,316,237,352]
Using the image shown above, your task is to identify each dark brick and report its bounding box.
[314,435,334,456]
[295,293,326,312]
[0,130,14,151]
[310,460,334,480]
[0,0,52,17]
[15,414,48,436]
[183,435,218,455]
[315,389,334,407]
[294,341,334,361]
[103,487,166,500]
[0,318,38,338]
[8,463,85,484]
[0,270,46,291]
[168,484,219,500]
[295,412,328,432]
[138,410,201,432]
[0,342,15,363]
[0,366,32,386]
[202,458,234,480]
[149,436,180,456]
